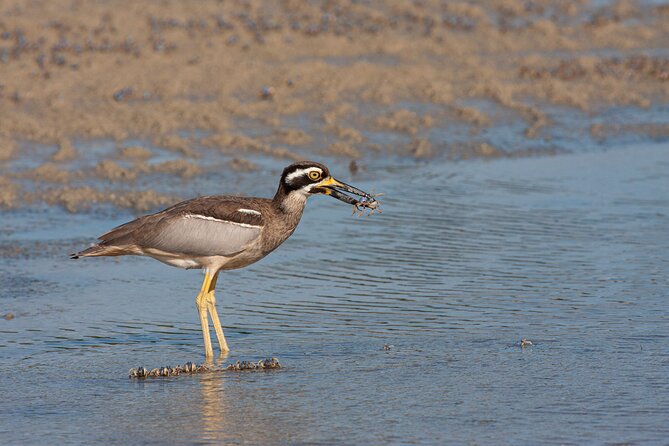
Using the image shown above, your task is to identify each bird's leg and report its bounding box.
[205,272,230,354]
[196,271,215,359]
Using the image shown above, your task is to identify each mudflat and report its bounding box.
[1,0,668,211]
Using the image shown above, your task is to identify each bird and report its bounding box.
[71,161,380,359]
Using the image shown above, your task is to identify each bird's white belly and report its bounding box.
[142,247,233,271]
[159,257,202,269]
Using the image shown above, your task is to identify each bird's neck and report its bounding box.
[273,184,308,220]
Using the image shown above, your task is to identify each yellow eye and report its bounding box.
[308,171,322,180]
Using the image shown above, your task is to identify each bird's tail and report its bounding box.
[70,244,130,259]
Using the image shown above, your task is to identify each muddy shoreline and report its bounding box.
[0,0,668,211]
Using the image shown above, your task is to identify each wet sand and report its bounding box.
[0,0,668,210]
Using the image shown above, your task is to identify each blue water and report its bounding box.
[1,143,668,444]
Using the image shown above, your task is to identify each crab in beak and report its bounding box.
[314,177,382,215]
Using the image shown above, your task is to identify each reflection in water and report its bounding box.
[199,373,231,444]
[198,355,300,445]
[199,352,230,443]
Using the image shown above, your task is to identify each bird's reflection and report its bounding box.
[199,373,230,442]
[197,352,287,444]
[198,352,232,443]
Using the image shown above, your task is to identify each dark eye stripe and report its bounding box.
[284,174,311,191]
[281,164,328,192]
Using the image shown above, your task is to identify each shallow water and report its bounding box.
[1,143,669,444]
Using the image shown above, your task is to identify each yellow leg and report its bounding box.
[196,271,216,359]
[206,272,230,353]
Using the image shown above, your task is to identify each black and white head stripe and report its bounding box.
[280,161,330,191]
[285,166,323,183]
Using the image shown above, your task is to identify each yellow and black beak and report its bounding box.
[314,177,375,205]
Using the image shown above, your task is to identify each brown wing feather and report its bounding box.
[72,195,270,258]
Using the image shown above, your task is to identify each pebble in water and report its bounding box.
[520,339,534,348]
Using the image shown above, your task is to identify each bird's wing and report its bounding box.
[141,213,263,257]
[99,196,266,257]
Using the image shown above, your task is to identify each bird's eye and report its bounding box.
[308,171,322,180]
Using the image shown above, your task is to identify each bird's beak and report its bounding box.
[314,177,375,205]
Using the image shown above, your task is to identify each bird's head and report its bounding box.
[278,161,376,206]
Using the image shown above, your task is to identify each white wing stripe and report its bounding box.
[237,208,261,216]
[184,214,262,229]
